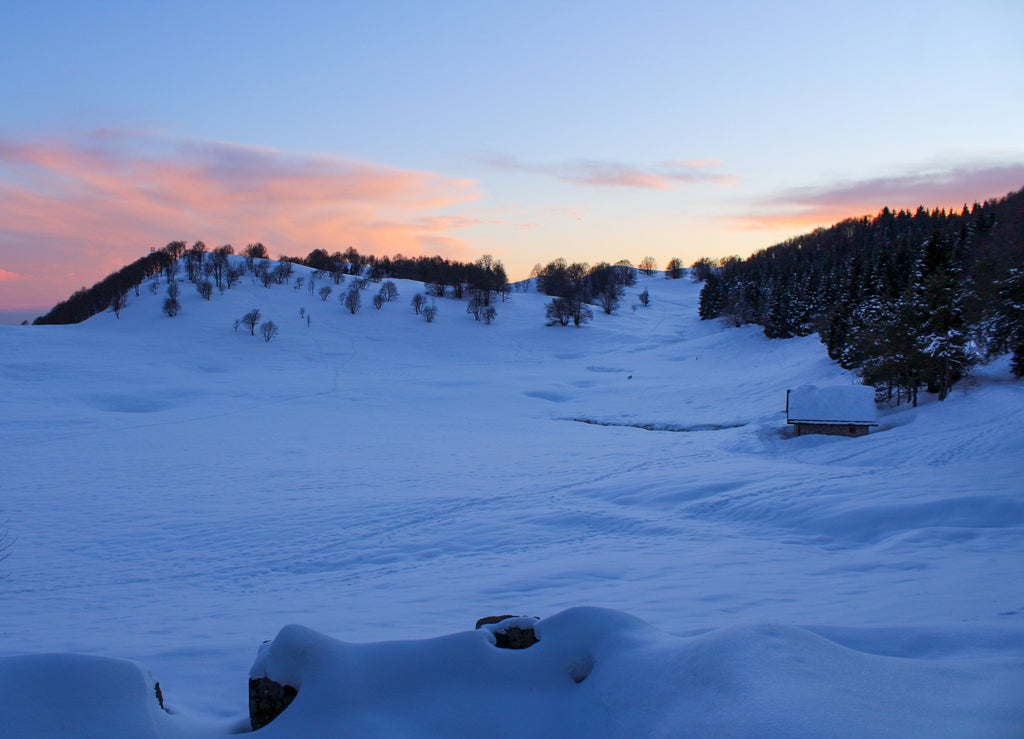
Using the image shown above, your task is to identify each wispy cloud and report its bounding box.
[727,162,1024,231]
[0,268,19,282]
[486,154,736,189]
[0,130,481,309]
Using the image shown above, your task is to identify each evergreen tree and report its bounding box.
[698,273,723,319]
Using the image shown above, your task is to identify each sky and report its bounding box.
[1,0,1022,315]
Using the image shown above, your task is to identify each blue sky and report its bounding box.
[1,0,1022,311]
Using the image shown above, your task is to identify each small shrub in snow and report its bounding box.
[422,303,438,323]
[373,292,385,310]
[197,280,213,301]
[319,286,332,302]
[260,321,279,343]
[638,287,650,307]
[411,293,425,315]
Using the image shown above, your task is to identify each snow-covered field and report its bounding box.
[1,264,1022,736]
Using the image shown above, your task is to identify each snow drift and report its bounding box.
[2,608,1021,737]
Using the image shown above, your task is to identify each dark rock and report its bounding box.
[493,625,538,649]
[475,615,523,629]
[249,676,298,731]
[476,615,540,649]
[153,681,165,711]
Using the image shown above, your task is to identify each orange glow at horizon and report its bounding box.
[0,133,482,310]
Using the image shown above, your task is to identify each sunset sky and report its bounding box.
[1,0,1022,316]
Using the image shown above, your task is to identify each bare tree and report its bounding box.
[260,321,279,342]
[379,280,399,302]
[241,309,261,335]
[344,287,361,314]
[422,303,438,322]
[319,285,333,302]
[467,295,484,321]
[638,287,650,307]
[163,283,180,317]
[411,293,426,315]
[227,263,245,288]
[185,241,207,281]
[639,256,657,276]
[373,291,385,309]
[597,284,623,314]
[165,258,181,283]
[111,291,127,318]
[197,280,213,300]
[244,242,268,270]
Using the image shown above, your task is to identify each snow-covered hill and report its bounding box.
[1,264,1022,736]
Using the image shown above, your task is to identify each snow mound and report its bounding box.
[0,653,173,738]
[0,610,1020,737]
[244,607,1022,737]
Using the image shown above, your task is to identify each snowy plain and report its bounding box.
[1,263,1022,736]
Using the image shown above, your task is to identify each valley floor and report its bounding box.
[1,270,1022,735]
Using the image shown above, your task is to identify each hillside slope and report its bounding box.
[1,264,1022,735]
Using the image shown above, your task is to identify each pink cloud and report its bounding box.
[0,131,481,310]
[486,154,736,189]
[0,268,19,281]
[727,163,1024,232]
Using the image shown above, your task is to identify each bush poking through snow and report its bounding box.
[260,321,279,343]
[422,303,438,323]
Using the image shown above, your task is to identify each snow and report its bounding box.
[787,384,878,424]
[1,265,1022,736]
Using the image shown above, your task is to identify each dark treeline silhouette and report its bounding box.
[694,187,1024,404]
[34,248,173,325]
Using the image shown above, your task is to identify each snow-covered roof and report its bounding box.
[787,384,877,424]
